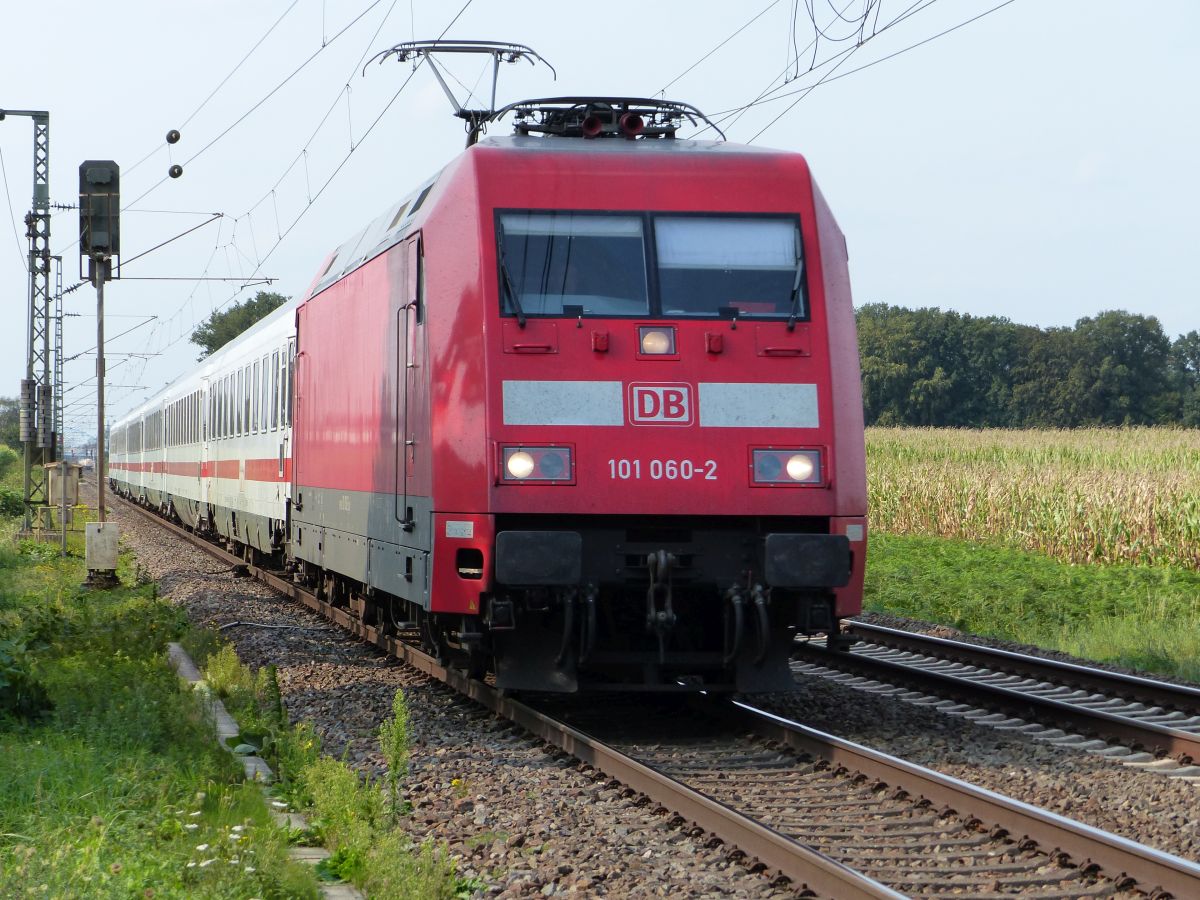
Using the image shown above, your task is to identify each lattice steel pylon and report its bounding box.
[53,255,63,450]
[2,109,52,530]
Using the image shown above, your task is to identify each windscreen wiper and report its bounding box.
[496,231,526,328]
[786,233,805,331]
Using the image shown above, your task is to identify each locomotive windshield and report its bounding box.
[497,213,650,316]
[497,211,806,321]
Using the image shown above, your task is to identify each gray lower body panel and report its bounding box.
[291,485,433,608]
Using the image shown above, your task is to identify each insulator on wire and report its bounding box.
[36,384,52,448]
[19,379,35,443]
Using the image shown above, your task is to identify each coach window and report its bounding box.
[287,340,295,426]
[496,212,649,318]
[271,350,279,429]
[243,366,251,436]
[654,216,804,320]
[260,355,269,431]
[252,362,260,434]
[281,348,289,426]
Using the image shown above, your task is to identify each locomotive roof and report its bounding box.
[475,134,794,157]
[309,134,805,305]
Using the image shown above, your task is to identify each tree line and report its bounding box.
[3,299,1197,442]
[856,304,1200,428]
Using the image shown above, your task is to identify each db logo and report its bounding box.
[629,383,693,426]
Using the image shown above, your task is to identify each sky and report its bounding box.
[1,0,1196,447]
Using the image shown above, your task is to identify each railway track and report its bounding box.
[117,496,1200,898]
[797,621,1200,768]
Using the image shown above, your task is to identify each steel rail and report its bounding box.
[847,621,1200,710]
[116,496,1200,897]
[728,701,1200,900]
[113,496,899,899]
[803,625,1200,762]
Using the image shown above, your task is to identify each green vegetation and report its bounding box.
[867,427,1200,568]
[0,399,19,450]
[196,646,465,898]
[865,427,1200,680]
[866,532,1200,681]
[379,689,412,819]
[858,304,1200,427]
[0,483,319,898]
[0,443,22,518]
[191,290,289,360]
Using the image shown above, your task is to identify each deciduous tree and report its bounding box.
[190,291,289,359]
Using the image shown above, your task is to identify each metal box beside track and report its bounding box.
[85,522,119,571]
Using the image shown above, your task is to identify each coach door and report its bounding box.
[199,380,210,510]
[395,233,420,532]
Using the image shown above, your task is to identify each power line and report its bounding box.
[749,42,863,142]
[690,0,870,138]
[123,2,303,181]
[114,0,480,419]
[122,0,407,374]
[734,0,1020,141]
[0,142,26,272]
[657,0,784,97]
[123,0,389,212]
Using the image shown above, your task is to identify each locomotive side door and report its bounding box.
[395,233,421,531]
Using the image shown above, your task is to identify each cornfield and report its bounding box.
[867,427,1200,569]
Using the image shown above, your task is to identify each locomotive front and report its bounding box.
[433,102,867,692]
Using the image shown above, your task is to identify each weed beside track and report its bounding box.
[0,520,320,898]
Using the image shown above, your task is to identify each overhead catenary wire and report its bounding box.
[123,1,304,181]
[109,0,404,407]
[695,0,994,140]
[122,0,390,213]
[690,0,868,137]
[728,0,1020,141]
[657,0,784,97]
[112,0,479,422]
[0,143,26,272]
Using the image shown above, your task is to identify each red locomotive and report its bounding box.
[111,98,866,692]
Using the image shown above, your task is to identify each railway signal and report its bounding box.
[80,159,120,587]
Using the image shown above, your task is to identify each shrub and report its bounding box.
[0,445,18,480]
[179,625,228,669]
[0,488,24,518]
[0,637,50,720]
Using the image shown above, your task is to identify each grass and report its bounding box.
[0,471,320,898]
[192,645,469,899]
[865,426,1200,681]
[867,427,1200,568]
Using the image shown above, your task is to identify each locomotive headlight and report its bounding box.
[506,450,535,479]
[639,327,675,355]
[501,446,574,483]
[538,450,566,479]
[786,453,816,482]
[752,448,822,485]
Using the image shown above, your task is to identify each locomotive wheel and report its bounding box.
[417,609,449,663]
[465,645,489,680]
